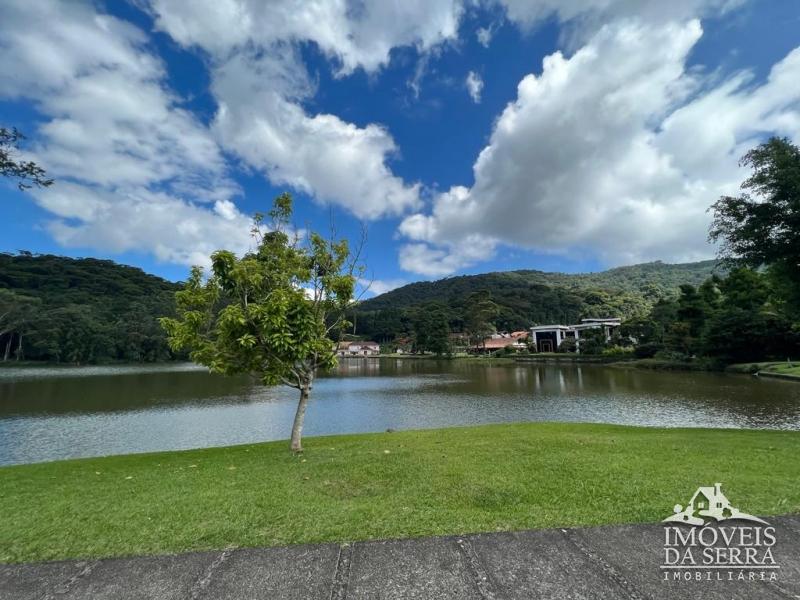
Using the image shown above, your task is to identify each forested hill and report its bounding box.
[0,253,181,363]
[0,252,720,361]
[353,260,720,339]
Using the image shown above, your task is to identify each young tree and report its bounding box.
[1,127,53,190]
[161,194,360,452]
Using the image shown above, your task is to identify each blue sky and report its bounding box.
[1,1,799,291]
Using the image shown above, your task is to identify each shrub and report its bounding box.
[558,338,577,353]
[634,342,661,359]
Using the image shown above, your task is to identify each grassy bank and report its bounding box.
[609,358,716,371]
[515,353,632,364]
[1,422,799,563]
[726,361,800,380]
[377,353,517,364]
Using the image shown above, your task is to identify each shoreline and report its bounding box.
[4,355,798,382]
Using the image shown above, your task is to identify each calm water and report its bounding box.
[1,359,799,465]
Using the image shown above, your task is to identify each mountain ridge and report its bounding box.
[360,259,720,311]
[351,259,721,338]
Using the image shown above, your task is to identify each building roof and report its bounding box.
[479,338,518,349]
[581,317,621,323]
[339,341,380,349]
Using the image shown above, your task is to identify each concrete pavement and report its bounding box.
[3,515,800,599]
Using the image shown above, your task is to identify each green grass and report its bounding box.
[611,358,717,371]
[1,422,799,563]
[727,362,800,379]
[516,353,628,363]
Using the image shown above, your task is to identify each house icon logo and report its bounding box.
[662,483,768,526]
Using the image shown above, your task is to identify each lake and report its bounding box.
[1,359,799,465]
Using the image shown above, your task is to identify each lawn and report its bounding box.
[1,422,799,563]
[727,361,800,379]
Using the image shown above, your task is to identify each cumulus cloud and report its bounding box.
[145,0,465,219]
[496,0,744,33]
[211,50,421,219]
[398,19,800,276]
[0,0,250,267]
[38,185,253,266]
[465,71,484,103]
[399,239,497,277]
[358,278,408,296]
[147,0,462,75]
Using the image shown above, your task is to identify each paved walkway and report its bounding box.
[3,515,800,599]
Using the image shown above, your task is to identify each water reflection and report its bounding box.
[0,359,799,465]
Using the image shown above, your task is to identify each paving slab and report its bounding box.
[0,559,92,600]
[3,515,799,599]
[60,550,220,600]
[198,543,339,600]
[468,528,631,599]
[575,521,786,600]
[347,536,483,600]
[765,515,800,598]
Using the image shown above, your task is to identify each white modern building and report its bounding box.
[529,318,621,353]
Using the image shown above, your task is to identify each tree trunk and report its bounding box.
[3,335,11,362]
[290,379,311,453]
[15,332,22,361]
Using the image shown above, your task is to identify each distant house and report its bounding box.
[336,341,380,357]
[529,318,621,353]
[471,331,528,354]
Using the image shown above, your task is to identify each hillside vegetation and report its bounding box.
[0,253,181,363]
[353,260,719,340]
[0,253,721,362]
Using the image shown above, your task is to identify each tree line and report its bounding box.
[0,253,181,364]
[622,138,800,365]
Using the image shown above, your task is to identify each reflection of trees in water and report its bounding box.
[2,361,799,428]
[0,370,258,416]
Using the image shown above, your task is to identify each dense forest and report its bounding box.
[618,268,798,364]
[0,253,181,363]
[351,260,720,343]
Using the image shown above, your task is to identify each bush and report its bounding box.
[634,342,661,359]
[653,349,690,362]
[558,338,577,353]
[493,345,518,357]
[601,345,633,357]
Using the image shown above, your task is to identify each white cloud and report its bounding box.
[147,0,463,76]
[38,186,254,267]
[495,0,744,32]
[398,19,800,275]
[466,71,484,103]
[211,51,421,220]
[476,26,495,48]
[399,236,497,277]
[144,0,465,219]
[0,0,252,268]
[358,278,408,296]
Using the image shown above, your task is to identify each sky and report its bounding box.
[1,1,799,293]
